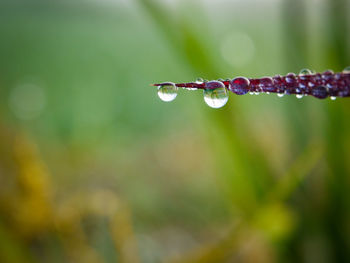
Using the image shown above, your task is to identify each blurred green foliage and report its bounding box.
[0,0,349,262]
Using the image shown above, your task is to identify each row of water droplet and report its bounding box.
[157,78,229,109]
[157,67,350,108]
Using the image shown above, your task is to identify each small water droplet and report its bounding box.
[285,73,296,84]
[330,96,337,100]
[343,66,350,73]
[311,86,328,99]
[323,69,334,74]
[322,70,334,81]
[299,68,312,75]
[277,92,285,98]
[196,78,204,84]
[296,94,303,99]
[157,82,178,102]
[203,81,228,108]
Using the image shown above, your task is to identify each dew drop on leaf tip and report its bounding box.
[157,82,178,102]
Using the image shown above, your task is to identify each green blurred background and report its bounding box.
[0,0,349,262]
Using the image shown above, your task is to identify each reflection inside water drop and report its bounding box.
[157,83,178,102]
[203,87,228,108]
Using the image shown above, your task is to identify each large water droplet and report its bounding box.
[299,68,312,75]
[229,77,250,95]
[157,82,178,102]
[203,81,228,108]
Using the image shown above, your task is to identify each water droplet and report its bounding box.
[229,77,250,95]
[311,86,328,99]
[259,77,275,93]
[277,92,285,98]
[157,82,178,102]
[203,81,228,108]
[323,69,334,74]
[299,68,312,75]
[196,78,204,84]
[330,96,337,100]
[343,66,350,73]
[296,94,303,99]
[322,70,334,81]
[285,73,296,84]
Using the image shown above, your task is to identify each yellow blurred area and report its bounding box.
[0,127,139,263]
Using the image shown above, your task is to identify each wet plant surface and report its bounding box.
[154,69,350,108]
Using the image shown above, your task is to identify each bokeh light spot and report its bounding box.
[220,31,255,68]
[8,83,46,120]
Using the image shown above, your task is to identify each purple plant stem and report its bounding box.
[153,71,350,99]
